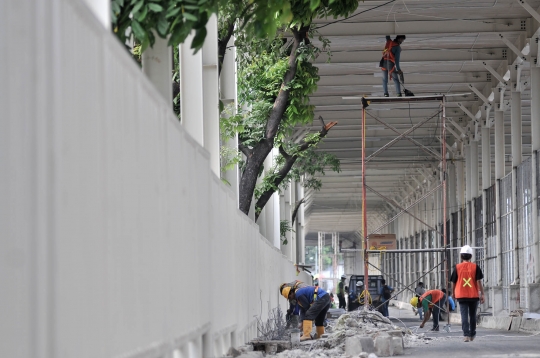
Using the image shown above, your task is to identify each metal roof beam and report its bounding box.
[313,20,526,36]
[314,49,507,64]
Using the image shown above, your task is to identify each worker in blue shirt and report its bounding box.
[281,285,331,341]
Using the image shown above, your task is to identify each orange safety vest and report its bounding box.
[454,262,479,299]
[381,39,399,75]
[420,289,444,306]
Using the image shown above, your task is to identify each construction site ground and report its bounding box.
[385,305,540,357]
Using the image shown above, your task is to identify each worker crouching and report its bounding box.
[281,285,331,341]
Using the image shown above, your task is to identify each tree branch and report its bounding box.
[264,26,310,141]
[291,198,305,225]
[238,142,252,157]
[254,118,337,221]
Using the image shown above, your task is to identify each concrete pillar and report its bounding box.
[494,111,505,180]
[511,91,523,166]
[295,181,306,264]
[180,33,204,146]
[482,127,491,190]
[448,162,457,214]
[531,67,540,285]
[142,34,172,104]
[456,157,465,208]
[220,36,239,203]
[471,140,479,199]
[465,143,472,202]
[82,0,110,29]
[202,15,220,177]
[494,110,505,286]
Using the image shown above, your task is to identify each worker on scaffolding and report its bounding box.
[337,274,347,309]
[354,281,372,307]
[380,35,406,97]
[451,245,485,342]
[280,280,307,328]
[411,288,447,331]
[281,285,331,341]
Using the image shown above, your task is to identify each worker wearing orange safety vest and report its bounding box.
[380,35,406,97]
[451,245,485,342]
[410,289,446,331]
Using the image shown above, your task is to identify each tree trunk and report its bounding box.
[237,27,308,216]
[218,22,234,76]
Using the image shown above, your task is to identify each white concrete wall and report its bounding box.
[0,1,310,357]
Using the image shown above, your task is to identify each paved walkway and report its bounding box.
[388,305,540,357]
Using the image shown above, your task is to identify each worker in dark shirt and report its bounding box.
[380,35,406,97]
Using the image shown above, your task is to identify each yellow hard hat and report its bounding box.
[410,296,419,307]
[282,286,292,299]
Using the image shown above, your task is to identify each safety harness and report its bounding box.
[380,39,399,77]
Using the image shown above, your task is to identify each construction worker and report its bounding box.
[410,288,446,331]
[414,282,426,320]
[451,245,485,342]
[337,274,347,309]
[280,280,307,327]
[281,285,330,341]
[355,281,372,307]
[379,279,394,317]
[380,35,406,97]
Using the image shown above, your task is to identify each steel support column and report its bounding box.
[495,110,505,285]
[531,67,540,283]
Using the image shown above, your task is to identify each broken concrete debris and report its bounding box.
[232,309,435,357]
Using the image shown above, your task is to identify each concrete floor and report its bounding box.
[388,306,540,358]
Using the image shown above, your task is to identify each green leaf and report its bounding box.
[183,12,198,21]
[131,19,146,41]
[157,15,169,36]
[310,0,321,11]
[190,27,207,50]
[166,7,181,18]
[148,3,163,12]
[137,5,148,21]
[132,0,144,15]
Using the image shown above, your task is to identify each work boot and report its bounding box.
[316,326,325,339]
[464,336,470,342]
[470,335,475,342]
[430,327,439,332]
[384,93,389,97]
[300,320,313,341]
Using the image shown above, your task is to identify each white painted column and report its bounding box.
[220,36,239,203]
[531,67,540,284]
[471,140,479,199]
[202,15,220,177]
[465,143,472,202]
[180,34,204,146]
[511,91,523,166]
[142,35,172,104]
[456,158,464,209]
[82,0,110,29]
[511,88,522,285]
[494,110,505,286]
[295,181,306,264]
[482,127,491,190]
[494,110,505,180]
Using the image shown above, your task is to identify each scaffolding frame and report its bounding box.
[357,95,449,321]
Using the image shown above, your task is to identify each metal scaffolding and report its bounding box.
[356,95,450,316]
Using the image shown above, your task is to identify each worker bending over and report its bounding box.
[281,285,331,341]
[280,280,307,327]
[410,289,447,331]
[380,35,406,97]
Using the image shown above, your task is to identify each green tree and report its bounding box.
[221,0,357,220]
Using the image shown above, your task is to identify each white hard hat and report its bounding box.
[460,245,473,254]
[341,274,347,279]
[356,281,364,287]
